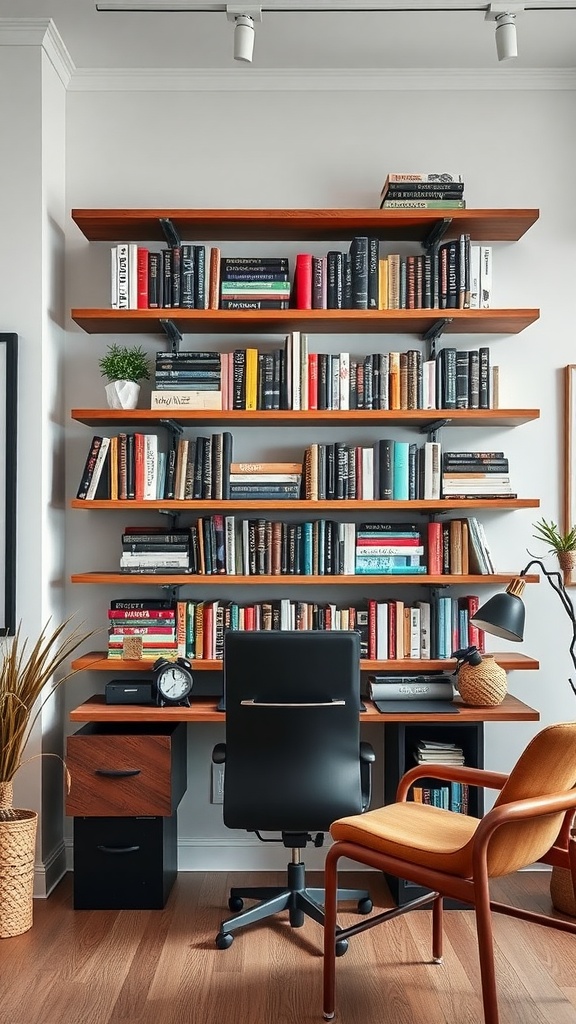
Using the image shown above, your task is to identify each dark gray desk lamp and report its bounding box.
[470,558,576,699]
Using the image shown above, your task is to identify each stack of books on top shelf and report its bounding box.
[414,738,465,765]
[379,172,466,210]
[441,451,516,500]
[107,598,178,660]
[119,526,192,574]
[151,350,222,410]
[355,522,426,575]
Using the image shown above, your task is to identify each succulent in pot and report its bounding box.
[99,343,151,409]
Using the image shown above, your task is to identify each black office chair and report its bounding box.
[212,629,374,950]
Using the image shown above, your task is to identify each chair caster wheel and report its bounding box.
[335,938,349,957]
[229,896,244,912]
[358,898,372,914]
[216,931,234,949]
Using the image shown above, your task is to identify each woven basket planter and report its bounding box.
[0,782,38,938]
[456,655,508,706]
[550,865,576,917]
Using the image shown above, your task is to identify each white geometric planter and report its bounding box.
[105,380,141,410]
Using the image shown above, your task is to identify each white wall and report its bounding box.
[60,78,576,871]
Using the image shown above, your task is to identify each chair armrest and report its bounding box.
[212,743,226,764]
[360,742,376,764]
[473,789,576,871]
[396,763,509,802]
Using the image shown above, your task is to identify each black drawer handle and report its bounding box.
[96,845,141,854]
[94,768,141,778]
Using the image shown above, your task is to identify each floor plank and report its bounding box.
[0,871,575,1024]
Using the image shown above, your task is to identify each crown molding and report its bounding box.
[0,18,75,88]
[68,65,576,91]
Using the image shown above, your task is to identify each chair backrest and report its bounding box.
[222,630,363,833]
[486,721,576,876]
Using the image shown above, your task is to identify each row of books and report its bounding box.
[111,243,208,311]
[114,515,496,578]
[412,783,470,813]
[302,440,442,502]
[107,601,178,660]
[150,339,498,413]
[104,595,484,662]
[365,595,483,661]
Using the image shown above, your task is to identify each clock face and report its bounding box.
[157,664,192,701]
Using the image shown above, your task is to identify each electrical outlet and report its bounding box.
[211,762,225,804]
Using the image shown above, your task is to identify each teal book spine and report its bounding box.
[392,441,410,500]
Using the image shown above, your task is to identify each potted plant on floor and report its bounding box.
[99,343,151,409]
[532,517,576,916]
[0,619,93,937]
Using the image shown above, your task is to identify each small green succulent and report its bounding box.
[99,343,151,383]
[532,517,576,554]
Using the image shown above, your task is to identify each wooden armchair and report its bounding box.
[323,722,576,1024]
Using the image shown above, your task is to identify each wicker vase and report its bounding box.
[456,655,508,706]
[550,827,576,916]
[0,781,38,938]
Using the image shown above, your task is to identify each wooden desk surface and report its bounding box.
[70,693,539,725]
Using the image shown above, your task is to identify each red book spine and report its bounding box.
[427,521,443,574]
[368,599,377,660]
[308,352,318,410]
[466,594,485,652]
[108,609,175,619]
[244,605,255,631]
[134,433,146,501]
[295,253,313,309]
[137,247,149,308]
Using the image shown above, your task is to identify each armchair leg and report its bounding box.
[432,894,444,963]
[475,873,499,1024]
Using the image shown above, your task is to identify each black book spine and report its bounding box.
[76,435,103,500]
[326,251,343,309]
[378,439,394,500]
[194,244,206,309]
[233,350,246,409]
[312,256,324,309]
[180,245,195,308]
[162,248,172,309]
[455,350,470,409]
[193,437,206,499]
[367,238,379,310]
[349,236,368,310]
[126,433,135,500]
[221,257,289,270]
[479,347,490,409]
[202,435,213,499]
[171,246,181,308]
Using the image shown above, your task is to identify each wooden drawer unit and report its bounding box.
[66,722,187,817]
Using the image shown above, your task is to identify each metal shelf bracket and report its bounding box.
[159,418,184,437]
[422,318,454,356]
[422,217,452,253]
[159,217,181,249]
[159,318,183,353]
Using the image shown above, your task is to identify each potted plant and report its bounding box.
[0,618,93,937]
[532,517,576,576]
[99,343,151,410]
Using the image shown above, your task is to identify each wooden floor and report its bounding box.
[0,871,575,1024]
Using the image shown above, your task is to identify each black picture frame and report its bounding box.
[0,333,17,635]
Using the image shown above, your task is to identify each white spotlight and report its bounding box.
[233,14,255,63]
[495,13,517,62]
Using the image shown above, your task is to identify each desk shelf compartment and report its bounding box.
[383,721,484,908]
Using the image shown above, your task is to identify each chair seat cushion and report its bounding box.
[330,802,480,877]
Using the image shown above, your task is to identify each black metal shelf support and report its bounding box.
[421,217,452,254]
[422,318,454,357]
[159,217,181,249]
[159,319,183,353]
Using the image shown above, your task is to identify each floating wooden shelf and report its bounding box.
[71,408,541,429]
[71,572,539,586]
[71,208,539,244]
[71,498,540,512]
[70,651,540,674]
[71,307,540,337]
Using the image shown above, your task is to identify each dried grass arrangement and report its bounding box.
[0,618,93,819]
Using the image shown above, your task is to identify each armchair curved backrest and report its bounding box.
[222,629,364,833]
[484,721,576,876]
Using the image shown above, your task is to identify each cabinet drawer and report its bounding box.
[66,723,187,817]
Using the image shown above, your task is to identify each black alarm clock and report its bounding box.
[153,657,194,707]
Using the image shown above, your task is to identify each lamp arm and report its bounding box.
[519,559,576,698]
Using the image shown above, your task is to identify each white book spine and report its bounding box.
[85,436,111,500]
[410,606,421,659]
[361,447,374,500]
[143,434,158,500]
[417,601,431,658]
[345,522,356,575]
[339,352,350,410]
[300,332,308,410]
[423,360,436,409]
[110,246,118,308]
[331,356,340,411]
[291,331,301,410]
[116,244,129,309]
[242,519,250,576]
[469,244,481,309]
[376,602,389,659]
[480,245,492,309]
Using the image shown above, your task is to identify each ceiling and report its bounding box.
[2,1,576,71]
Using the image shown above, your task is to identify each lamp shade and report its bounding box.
[470,592,525,642]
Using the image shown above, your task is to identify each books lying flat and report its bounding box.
[368,676,454,701]
[150,391,222,409]
[374,700,459,715]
